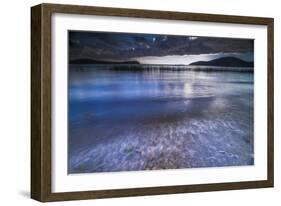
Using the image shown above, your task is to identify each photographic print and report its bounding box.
[31,4,274,201]
[68,31,254,174]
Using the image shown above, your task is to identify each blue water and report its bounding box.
[68,65,254,174]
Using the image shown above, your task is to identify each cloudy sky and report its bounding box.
[69,31,254,65]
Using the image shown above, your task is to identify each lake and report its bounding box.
[68,64,254,174]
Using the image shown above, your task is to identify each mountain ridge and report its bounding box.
[189,57,253,67]
[69,58,140,65]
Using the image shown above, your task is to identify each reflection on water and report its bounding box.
[68,65,254,174]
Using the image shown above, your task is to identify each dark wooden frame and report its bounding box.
[31,3,274,202]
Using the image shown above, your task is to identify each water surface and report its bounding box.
[68,64,254,173]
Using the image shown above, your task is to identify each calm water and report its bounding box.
[68,65,254,174]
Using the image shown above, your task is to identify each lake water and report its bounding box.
[68,64,254,174]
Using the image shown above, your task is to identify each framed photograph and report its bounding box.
[31,3,274,202]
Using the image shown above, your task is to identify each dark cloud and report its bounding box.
[69,31,253,61]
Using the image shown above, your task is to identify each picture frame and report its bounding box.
[31,3,274,202]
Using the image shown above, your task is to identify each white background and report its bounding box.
[0,0,279,205]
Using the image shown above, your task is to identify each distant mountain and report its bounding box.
[189,57,254,67]
[69,58,140,64]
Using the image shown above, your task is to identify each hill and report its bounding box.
[189,57,253,67]
[69,58,140,65]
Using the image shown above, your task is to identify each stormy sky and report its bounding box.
[69,31,254,65]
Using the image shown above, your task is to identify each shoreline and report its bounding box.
[69,63,254,72]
